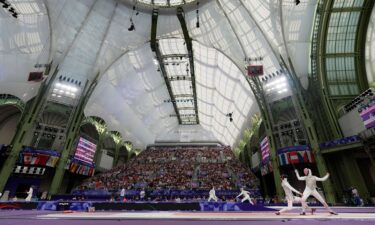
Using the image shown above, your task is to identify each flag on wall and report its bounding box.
[260,136,270,161]
[260,160,273,176]
[65,158,95,177]
[19,148,60,168]
[278,148,315,166]
[46,156,59,167]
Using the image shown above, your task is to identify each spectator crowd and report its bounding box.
[76,145,260,201]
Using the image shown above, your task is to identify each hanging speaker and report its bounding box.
[247,65,264,76]
[28,72,44,81]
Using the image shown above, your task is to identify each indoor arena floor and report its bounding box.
[0,207,375,225]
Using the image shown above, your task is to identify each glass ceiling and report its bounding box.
[0,0,49,102]
[0,0,321,149]
[193,41,256,146]
[325,0,365,96]
[159,39,198,125]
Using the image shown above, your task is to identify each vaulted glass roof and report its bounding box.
[325,0,365,96]
[159,38,197,125]
[0,0,322,149]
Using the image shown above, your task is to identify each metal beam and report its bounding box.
[161,54,189,59]
[150,9,158,52]
[150,9,182,124]
[321,142,363,154]
[174,94,194,98]
[324,53,359,57]
[178,107,195,110]
[176,7,199,124]
[331,7,364,12]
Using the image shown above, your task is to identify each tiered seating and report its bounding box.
[76,145,260,200]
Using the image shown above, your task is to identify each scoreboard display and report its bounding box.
[74,137,97,165]
[247,65,264,76]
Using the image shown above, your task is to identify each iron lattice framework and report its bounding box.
[151,7,200,125]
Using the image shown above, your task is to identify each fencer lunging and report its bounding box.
[207,187,218,202]
[236,188,254,204]
[276,174,312,215]
[295,168,337,215]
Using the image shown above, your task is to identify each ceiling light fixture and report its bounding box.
[128,18,135,31]
[1,1,18,18]
[226,112,233,122]
[128,4,137,31]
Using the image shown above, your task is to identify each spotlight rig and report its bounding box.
[1,0,18,18]
[127,3,139,31]
[226,112,233,122]
[128,18,135,31]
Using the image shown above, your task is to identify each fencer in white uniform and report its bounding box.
[25,186,33,202]
[295,168,337,215]
[207,187,218,202]
[276,174,312,215]
[236,188,254,205]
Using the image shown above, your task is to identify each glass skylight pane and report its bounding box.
[154,0,167,6]
[159,39,187,55]
[171,81,192,95]
[179,109,196,115]
[138,0,152,4]
[170,0,184,6]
